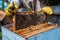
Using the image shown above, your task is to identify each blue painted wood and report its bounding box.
[28,35,37,40]
[2,27,26,40]
[28,27,60,40]
[54,6,60,14]
[2,26,60,40]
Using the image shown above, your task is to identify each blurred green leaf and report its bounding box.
[0,32,2,38]
[0,8,5,11]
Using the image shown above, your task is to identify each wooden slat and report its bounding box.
[15,23,48,34]
[13,15,16,32]
[23,25,57,38]
[15,23,58,38]
[18,11,33,15]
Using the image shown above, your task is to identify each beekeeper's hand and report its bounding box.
[42,6,53,15]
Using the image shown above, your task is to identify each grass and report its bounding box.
[0,8,3,10]
[0,8,3,38]
[0,8,4,11]
[0,32,2,38]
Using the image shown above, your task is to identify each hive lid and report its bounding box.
[0,10,6,21]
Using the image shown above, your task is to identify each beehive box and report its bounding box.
[0,11,46,31]
[1,11,60,40]
[2,23,60,40]
[13,12,46,31]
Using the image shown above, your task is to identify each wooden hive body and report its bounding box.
[1,11,59,40]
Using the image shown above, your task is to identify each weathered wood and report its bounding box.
[15,23,58,38]
[23,25,57,38]
[15,23,48,34]
[18,11,33,15]
[13,15,16,32]
[0,11,58,39]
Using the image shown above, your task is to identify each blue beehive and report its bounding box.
[1,23,60,40]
